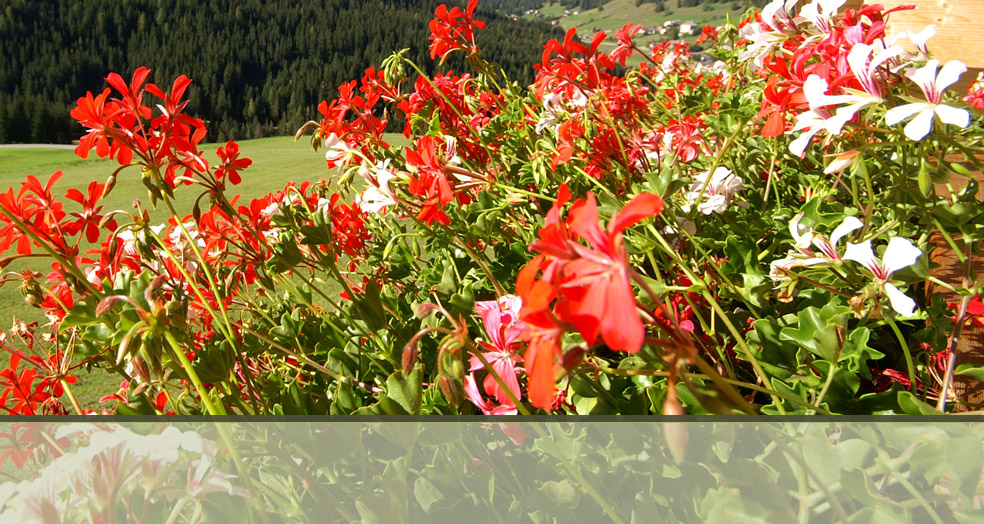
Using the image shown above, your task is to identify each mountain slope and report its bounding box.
[0,0,561,143]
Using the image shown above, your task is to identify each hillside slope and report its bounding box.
[0,0,561,143]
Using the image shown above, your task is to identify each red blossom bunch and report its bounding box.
[398,71,500,165]
[515,185,664,409]
[0,321,81,416]
[535,27,616,101]
[319,194,373,261]
[0,170,121,320]
[310,70,392,169]
[0,423,70,469]
[965,73,984,110]
[428,0,486,63]
[405,135,485,226]
[533,29,727,182]
[745,3,914,138]
[696,25,720,45]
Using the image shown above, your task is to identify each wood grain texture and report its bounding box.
[841,0,982,90]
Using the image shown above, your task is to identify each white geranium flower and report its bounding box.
[790,76,858,156]
[260,201,280,218]
[800,0,845,34]
[795,214,863,260]
[907,24,935,57]
[843,237,922,316]
[738,0,802,69]
[791,45,905,156]
[884,59,970,141]
[354,160,397,214]
[324,132,356,163]
[682,167,745,215]
[770,214,862,280]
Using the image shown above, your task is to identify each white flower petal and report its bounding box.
[884,102,927,126]
[885,283,917,316]
[770,256,828,280]
[804,75,855,109]
[847,44,873,78]
[906,59,939,94]
[870,45,906,71]
[790,125,821,157]
[903,107,935,141]
[788,212,807,245]
[934,104,971,128]
[824,150,858,174]
[936,60,968,93]
[843,240,878,272]
[907,25,935,53]
[825,105,861,135]
[882,237,922,275]
[830,216,864,248]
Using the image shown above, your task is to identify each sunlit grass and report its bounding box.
[0,136,338,407]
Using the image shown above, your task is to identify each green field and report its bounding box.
[528,0,747,49]
[0,137,338,318]
[0,136,340,408]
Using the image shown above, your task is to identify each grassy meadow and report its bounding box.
[0,136,347,407]
[531,0,747,49]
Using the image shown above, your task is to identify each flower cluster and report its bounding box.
[0,0,981,417]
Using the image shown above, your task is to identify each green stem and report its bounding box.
[685,117,748,223]
[874,448,945,524]
[811,363,837,414]
[60,378,84,415]
[442,225,506,296]
[0,205,102,297]
[159,186,238,342]
[649,228,784,412]
[525,422,628,524]
[163,331,226,415]
[594,364,832,414]
[884,316,919,396]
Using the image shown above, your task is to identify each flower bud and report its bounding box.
[102,173,117,198]
[918,158,932,196]
[401,341,418,376]
[129,355,151,384]
[561,345,587,371]
[662,389,687,464]
[439,375,464,408]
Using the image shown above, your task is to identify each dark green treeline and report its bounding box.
[0,0,561,143]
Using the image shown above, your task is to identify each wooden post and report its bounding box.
[839,0,984,407]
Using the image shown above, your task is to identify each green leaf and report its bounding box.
[539,480,580,506]
[437,264,456,295]
[897,391,943,415]
[955,363,984,382]
[61,296,99,328]
[779,306,841,361]
[115,393,162,415]
[954,508,984,524]
[381,365,423,415]
[414,477,444,513]
[334,381,359,413]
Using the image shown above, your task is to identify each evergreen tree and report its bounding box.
[0,0,562,143]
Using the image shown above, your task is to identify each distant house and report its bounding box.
[663,20,680,28]
[645,26,659,35]
[680,21,697,35]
